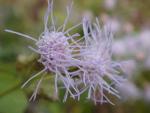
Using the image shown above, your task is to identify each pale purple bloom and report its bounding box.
[104,0,117,10]
[118,81,141,100]
[5,0,81,101]
[101,14,121,34]
[74,18,125,104]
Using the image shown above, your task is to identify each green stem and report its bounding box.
[0,83,21,98]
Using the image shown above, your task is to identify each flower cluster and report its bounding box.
[5,0,125,104]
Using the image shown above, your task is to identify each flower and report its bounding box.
[104,0,117,10]
[5,0,126,104]
[75,18,125,104]
[5,0,81,101]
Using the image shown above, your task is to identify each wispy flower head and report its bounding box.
[75,18,125,104]
[5,0,81,101]
[5,0,126,104]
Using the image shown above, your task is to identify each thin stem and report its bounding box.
[0,83,21,98]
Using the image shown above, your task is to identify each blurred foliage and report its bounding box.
[0,0,150,113]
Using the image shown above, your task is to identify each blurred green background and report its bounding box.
[0,0,150,113]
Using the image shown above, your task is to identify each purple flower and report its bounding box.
[5,0,81,101]
[74,18,125,104]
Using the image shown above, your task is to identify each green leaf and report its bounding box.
[0,90,27,113]
[0,72,27,113]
